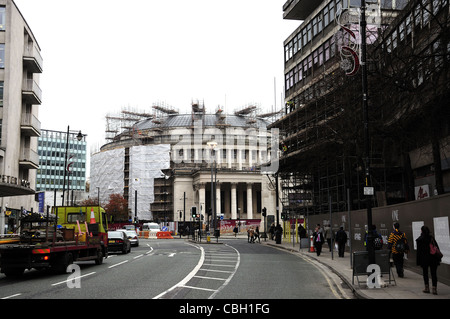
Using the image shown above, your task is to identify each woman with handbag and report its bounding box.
[416,226,442,295]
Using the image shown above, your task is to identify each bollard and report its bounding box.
[310,235,315,252]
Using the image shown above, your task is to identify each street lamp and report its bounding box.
[62,127,84,206]
[360,0,375,265]
[207,141,217,234]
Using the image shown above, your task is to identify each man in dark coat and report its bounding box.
[313,226,324,256]
[335,226,348,257]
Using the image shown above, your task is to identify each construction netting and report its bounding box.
[90,144,170,221]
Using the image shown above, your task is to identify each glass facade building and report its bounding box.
[37,129,87,192]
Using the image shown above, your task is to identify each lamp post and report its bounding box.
[207,141,217,233]
[62,127,84,206]
[360,0,375,265]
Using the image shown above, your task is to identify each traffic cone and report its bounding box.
[310,236,315,253]
[89,208,96,237]
[90,208,96,224]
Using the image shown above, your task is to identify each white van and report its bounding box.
[142,222,160,233]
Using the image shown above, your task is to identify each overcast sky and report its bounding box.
[14,0,299,151]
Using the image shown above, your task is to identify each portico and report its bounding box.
[192,172,262,223]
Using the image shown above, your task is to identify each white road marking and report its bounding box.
[108,260,129,269]
[152,242,205,299]
[1,293,22,299]
[51,272,96,286]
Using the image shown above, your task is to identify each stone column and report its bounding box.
[197,183,206,221]
[247,183,253,219]
[231,182,237,219]
[216,182,221,216]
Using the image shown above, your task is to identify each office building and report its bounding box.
[0,0,42,232]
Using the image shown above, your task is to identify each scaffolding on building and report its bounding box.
[105,107,154,142]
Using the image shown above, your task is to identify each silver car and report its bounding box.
[118,229,139,247]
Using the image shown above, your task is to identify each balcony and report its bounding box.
[23,44,43,73]
[283,0,321,20]
[19,147,39,169]
[21,113,41,137]
[22,79,42,105]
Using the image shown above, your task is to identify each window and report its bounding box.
[313,49,319,65]
[324,6,330,26]
[422,0,430,25]
[0,44,4,68]
[406,14,412,36]
[313,17,319,37]
[317,14,323,34]
[0,7,5,31]
[0,81,3,107]
[433,0,440,15]
[307,23,312,43]
[399,21,405,41]
[414,5,422,28]
[297,34,302,52]
[318,46,324,66]
[392,30,398,50]
[293,36,298,55]
[324,40,330,61]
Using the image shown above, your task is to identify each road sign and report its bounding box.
[162,226,168,231]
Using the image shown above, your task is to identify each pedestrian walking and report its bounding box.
[269,223,275,240]
[335,226,348,257]
[364,225,383,250]
[233,225,238,237]
[313,226,324,256]
[247,227,253,243]
[324,223,333,252]
[387,222,409,278]
[275,224,283,244]
[416,225,442,295]
[255,226,260,243]
[298,224,307,239]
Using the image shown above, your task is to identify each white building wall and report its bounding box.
[129,144,170,220]
[90,148,124,205]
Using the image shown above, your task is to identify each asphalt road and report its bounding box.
[0,238,354,300]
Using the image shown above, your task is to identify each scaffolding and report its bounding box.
[105,107,153,142]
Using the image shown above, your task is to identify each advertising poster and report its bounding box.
[412,221,424,250]
[433,217,450,264]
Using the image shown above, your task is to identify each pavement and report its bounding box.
[199,233,450,299]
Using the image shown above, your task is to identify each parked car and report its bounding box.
[118,229,139,247]
[108,231,131,254]
[122,224,140,232]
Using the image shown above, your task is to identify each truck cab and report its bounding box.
[53,206,108,244]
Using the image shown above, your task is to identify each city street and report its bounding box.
[0,238,354,300]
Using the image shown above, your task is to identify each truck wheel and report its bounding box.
[95,250,103,265]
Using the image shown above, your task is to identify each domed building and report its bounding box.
[90,102,280,233]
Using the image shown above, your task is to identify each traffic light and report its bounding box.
[262,207,267,217]
[191,206,197,218]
